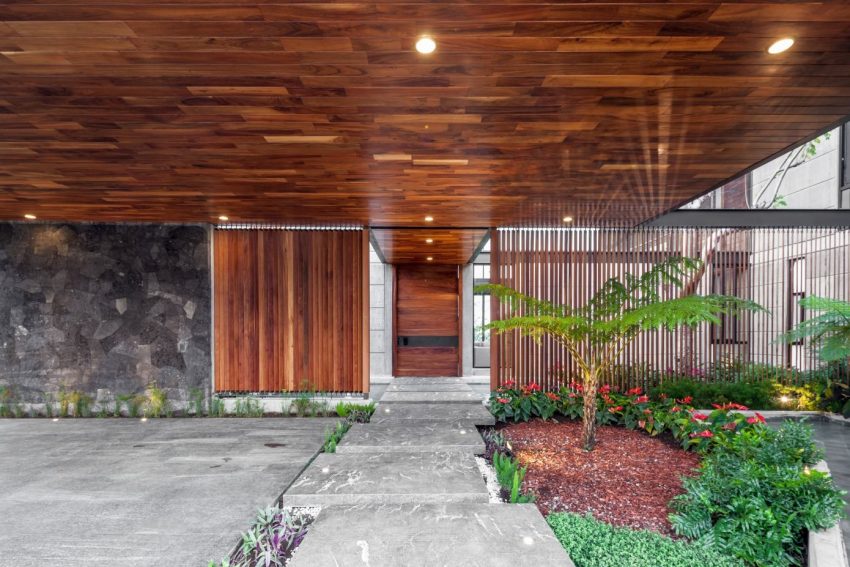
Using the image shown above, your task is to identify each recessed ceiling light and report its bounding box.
[768,38,794,54]
[23,214,36,220]
[562,216,573,223]
[415,36,436,54]
[424,215,434,222]
[218,215,229,222]
[426,256,434,262]
[425,238,434,244]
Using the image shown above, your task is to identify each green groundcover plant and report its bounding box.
[547,512,741,567]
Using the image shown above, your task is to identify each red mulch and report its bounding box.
[501,420,700,536]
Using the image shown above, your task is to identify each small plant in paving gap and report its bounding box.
[322,420,351,453]
[335,401,376,422]
[480,256,762,450]
[210,506,311,567]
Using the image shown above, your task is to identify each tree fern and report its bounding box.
[479,256,763,450]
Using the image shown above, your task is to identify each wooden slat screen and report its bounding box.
[214,229,369,393]
[491,227,850,391]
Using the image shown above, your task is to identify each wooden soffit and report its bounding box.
[371,228,488,265]
[2,2,850,226]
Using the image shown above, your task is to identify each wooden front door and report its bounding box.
[393,264,460,377]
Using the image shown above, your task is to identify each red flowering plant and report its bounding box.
[668,404,766,452]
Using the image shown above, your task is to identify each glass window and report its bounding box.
[472,261,491,368]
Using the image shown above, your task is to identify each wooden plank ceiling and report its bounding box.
[372,228,488,264]
[2,2,850,229]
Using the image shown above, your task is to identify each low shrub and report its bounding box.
[547,512,740,567]
[670,420,846,567]
[144,382,171,417]
[650,379,776,410]
[490,383,766,453]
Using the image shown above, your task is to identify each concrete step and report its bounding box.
[283,451,488,506]
[288,502,574,567]
[336,422,485,454]
[372,403,495,426]
[386,382,472,392]
[379,390,484,404]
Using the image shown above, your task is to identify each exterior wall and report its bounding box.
[750,129,840,209]
[0,223,211,403]
[369,244,393,377]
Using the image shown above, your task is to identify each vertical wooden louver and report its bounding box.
[214,229,369,393]
[491,227,850,391]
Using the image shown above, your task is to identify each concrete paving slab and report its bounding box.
[0,418,333,567]
[380,390,485,404]
[284,451,488,506]
[391,377,468,386]
[386,382,472,392]
[336,422,485,454]
[288,502,574,567]
[372,402,495,425]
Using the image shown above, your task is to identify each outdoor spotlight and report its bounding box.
[780,395,790,404]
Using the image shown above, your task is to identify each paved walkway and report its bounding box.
[286,377,573,567]
[0,418,334,567]
[810,419,850,560]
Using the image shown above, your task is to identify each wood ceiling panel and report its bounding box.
[372,229,488,265]
[1,2,850,228]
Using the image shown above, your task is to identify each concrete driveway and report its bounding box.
[0,418,334,566]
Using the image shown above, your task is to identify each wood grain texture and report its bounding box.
[372,228,488,265]
[394,264,460,377]
[214,229,368,393]
[491,227,850,390]
[2,2,850,227]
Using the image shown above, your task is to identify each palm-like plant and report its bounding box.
[480,256,762,451]
[779,296,850,364]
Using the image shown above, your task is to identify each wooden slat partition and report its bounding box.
[491,227,850,391]
[214,229,369,393]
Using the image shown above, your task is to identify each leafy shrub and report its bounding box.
[144,383,171,417]
[209,506,310,567]
[651,379,776,410]
[670,421,846,567]
[547,512,740,567]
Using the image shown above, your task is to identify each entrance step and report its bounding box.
[283,451,488,506]
[288,502,574,567]
[380,390,484,403]
[336,422,485,454]
[387,382,471,392]
[371,403,495,426]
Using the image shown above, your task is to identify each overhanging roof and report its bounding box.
[2,2,850,228]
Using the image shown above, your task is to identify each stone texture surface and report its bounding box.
[0,223,211,403]
[380,390,485,403]
[0,418,333,567]
[289,503,573,567]
[371,402,495,426]
[811,419,850,560]
[337,421,485,454]
[284,451,488,506]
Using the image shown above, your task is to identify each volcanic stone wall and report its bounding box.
[0,223,211,403]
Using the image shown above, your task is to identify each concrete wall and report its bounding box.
[750,127,841,209]
[369,244,393,377]
[0,223,211,403]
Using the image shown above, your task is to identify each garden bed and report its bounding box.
[500,420,699,535]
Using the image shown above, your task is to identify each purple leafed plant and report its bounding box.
[214,506,313,567]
